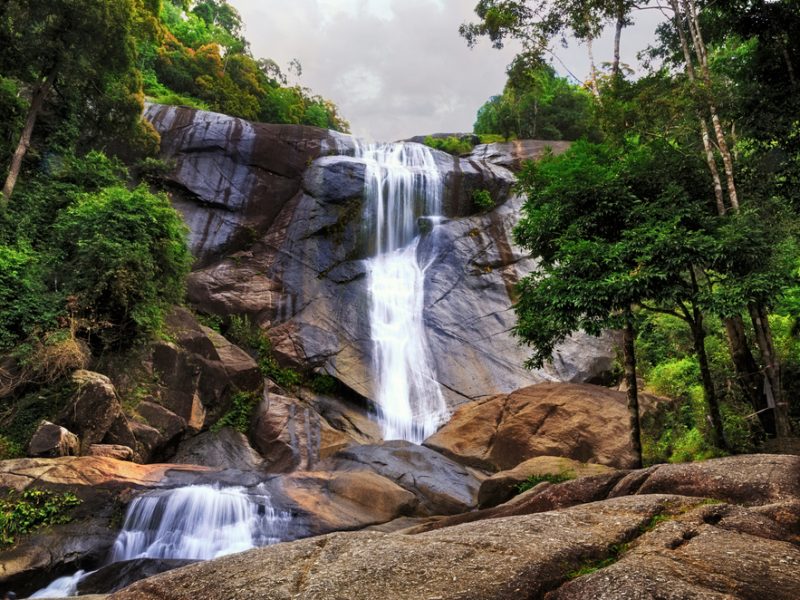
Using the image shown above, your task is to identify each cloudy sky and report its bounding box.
[230,0,666,141]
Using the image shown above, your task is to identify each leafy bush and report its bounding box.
[472,189,495,212]
[423,136,474,156]
[212,390,260,433]
[53,185,191,347]
[0,489,81,547]
[225,315,302,390]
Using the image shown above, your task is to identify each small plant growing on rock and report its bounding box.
[516,471,574,494]
[472,188,494,212]
[0,488,81,547]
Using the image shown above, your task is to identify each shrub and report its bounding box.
[423,135,474,156]
[472,189,495,212]
[53,185,191,347]
[0,488,81,547]
[212,390,260,433]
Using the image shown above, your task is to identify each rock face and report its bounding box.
[145,105,617,415]
[249,390,380,473]
[171,427,264,470]
[468,139,572,171]
[27,421,80,458]
[78,559,198,595]
[106,455,800,600]
[425,383,642,472]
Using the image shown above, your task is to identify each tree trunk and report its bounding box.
[724,315,775,435]
[1,70,56,204]
[586,34,601,99]
[749,303,792,437]
[612,12,624,80]
[623,312,643,468]
[690,307,727,450]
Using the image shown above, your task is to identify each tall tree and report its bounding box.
[0,0,143,203]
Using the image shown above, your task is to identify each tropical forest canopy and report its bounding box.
[464,0,800,463]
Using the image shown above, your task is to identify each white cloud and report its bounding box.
[230,1,665,141]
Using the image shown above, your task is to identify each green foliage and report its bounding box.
[474,57,598,141]
[516,471,574,494]
[0,382,77,452]
[472,189,495,212]
[53,185,191,347]
[567,543,629,579]
[0,489,81,547]
[212,390,259,433]
[0,436,23,460]
[423,136,473,156]
[225,315,302,390]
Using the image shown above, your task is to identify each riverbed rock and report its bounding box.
[478,456,616,508]
[78,559,198,595]
[110,494,779,600]
[171,427,264,470]
[320,441,481,515]
[424,383,641,472]
[27,421,80,458]
[268,470,418,536]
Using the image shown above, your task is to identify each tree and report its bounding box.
[0,0,145,203]
[514,139,734,457]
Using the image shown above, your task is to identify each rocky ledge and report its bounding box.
[108,454,800,600]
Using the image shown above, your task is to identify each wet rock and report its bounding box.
[171,427,264,470]
[425,383,642,472]
[478,456,616,508]
[87,444,135,461]
[27,421,79,458]
[77,559,198,594]
[320,441,481,515]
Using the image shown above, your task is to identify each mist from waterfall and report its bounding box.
[356,142,450,443]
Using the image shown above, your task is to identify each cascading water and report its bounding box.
[30,485,291,598]
[357,142,450,443]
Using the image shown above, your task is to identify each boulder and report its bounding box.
[249,391,378,473]
[320,441,481,515]
[267,470,418,536]
[135,401,186,452]
[87,444,135,461]
[128,420,165,464]
[27,421,79,458]
[60,371,133,454]
[171,428,264,470]
[77,559,198,595]
[425,383,642,472]
[478,456,616,508]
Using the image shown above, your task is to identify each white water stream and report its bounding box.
[30,485,291,598]
[357,142,450,443]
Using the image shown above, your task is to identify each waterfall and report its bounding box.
[30,485,291,598]
[357,142,450,443]
[110,485,291,561]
